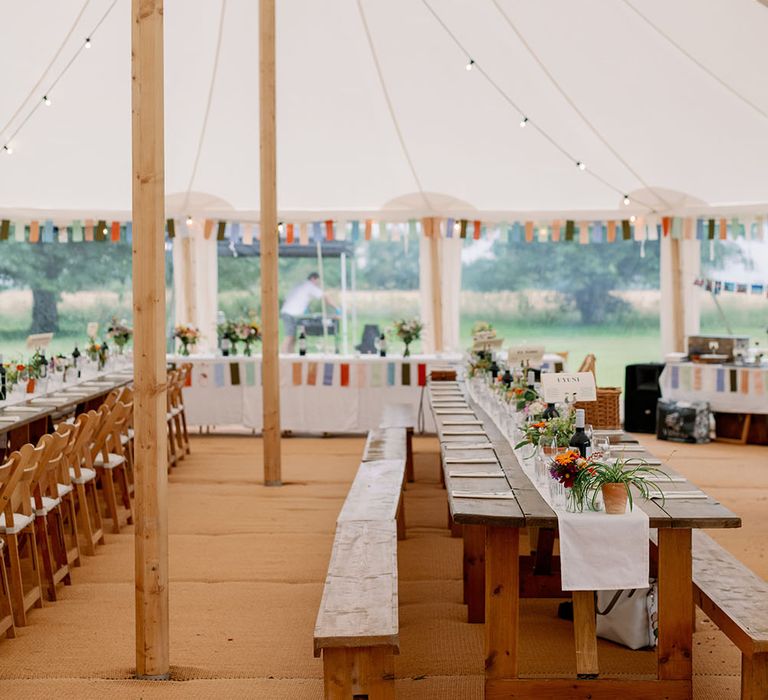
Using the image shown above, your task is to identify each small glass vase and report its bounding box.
[243,343,252,357]
[403,341,411,357]
[565,486,584,513]
[179,341,190,357]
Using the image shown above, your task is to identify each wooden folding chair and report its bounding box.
[62,412,104,555]
[26,437,72,601]
[0,541,15,640]
[89,403,133,534]
[116,385,135,494]
[175,364,192,456]
[165,369,187,468]
[45,426,84,572]
[0,451,44,626]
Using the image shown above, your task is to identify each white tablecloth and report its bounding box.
[174,354,458,433]
[660,362,768,414]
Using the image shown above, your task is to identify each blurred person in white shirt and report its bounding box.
[280,272,338,353]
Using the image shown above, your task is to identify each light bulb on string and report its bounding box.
[3,145,12,155]
[519,116,528,128]
[43,95,52,106]
[465,58,475,71]
[185,215,193,226]
[623,195,630,206]
[630,215,637,223]
[576,161,586,171]
[85,38,91,48]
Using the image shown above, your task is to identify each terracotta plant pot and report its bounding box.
[601,483,628,514]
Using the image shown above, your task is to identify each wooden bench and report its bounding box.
[691,531,768,700]
[314,520,398,699]
[315,457,406,698]
[380,404,415,483]
[338,458,406,541]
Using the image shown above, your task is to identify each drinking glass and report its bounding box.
[585,423,594,442]
[548,479,565,508]
[595,436,610,459]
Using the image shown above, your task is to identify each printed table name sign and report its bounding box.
[507,345,545,365]
[541,372,596,403]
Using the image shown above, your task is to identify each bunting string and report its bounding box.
[0,214,766,245]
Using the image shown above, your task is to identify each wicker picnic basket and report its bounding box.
[575,387,622,430]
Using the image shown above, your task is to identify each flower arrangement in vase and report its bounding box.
[107,318,133,353]
[86,336,102,363]
[548,448,599,512]
[174,325,201,356]
[391,318,423,357]
[235,319,261,356]
[515,411,576,451]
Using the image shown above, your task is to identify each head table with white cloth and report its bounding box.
[660,361,768,414]
[171,353,463,433]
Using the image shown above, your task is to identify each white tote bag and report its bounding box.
[595,580,658,650]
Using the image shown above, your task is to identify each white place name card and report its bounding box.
[541,371,596,403]
[26,332,53,350]
[507,345,545,365]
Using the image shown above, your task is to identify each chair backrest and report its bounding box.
[32,432,69,507]
[62,411,98,477]
[89,404,115,462]
[13,444,43,517]
[0,452,25,523]
[108,400,133,455]
[578,353,596,376]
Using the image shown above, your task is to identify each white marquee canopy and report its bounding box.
[1,0,767,222]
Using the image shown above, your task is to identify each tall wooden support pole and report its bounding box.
[670,238,685,352]
[260,0,282,485]
[131,0,169,679]
[423,218,443,352]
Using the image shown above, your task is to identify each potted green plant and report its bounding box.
[581,458,669,514]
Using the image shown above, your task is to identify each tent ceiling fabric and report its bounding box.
[0,0,767,220]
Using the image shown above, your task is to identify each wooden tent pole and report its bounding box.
[670,237,685,352]
[428,218,443,352]
[260,0,282,486]
[131,0,169,679]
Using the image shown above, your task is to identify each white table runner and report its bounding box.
[468,381,650,591]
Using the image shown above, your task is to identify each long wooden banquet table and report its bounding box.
[0,370,133,457]
[427,379,741,699]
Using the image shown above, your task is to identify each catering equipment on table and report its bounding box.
[296,314,338,336]
[656,398,711,443]
[687,335,750,363]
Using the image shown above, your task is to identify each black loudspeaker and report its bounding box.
[624,363,665,433]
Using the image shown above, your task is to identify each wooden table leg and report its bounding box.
[464,524,485,623]
[405,428,414,482]
[572,591,599,678]
[485,526,519,684]
[657,528,693,688]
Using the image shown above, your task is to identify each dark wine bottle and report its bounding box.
[378,333,387,357]
[298,328,307,357]
[72,345,81,378]
[502,369,512,387]
[569,408,591,458]
[490,359,499,380]
[542,402,559,420]
[0,355,6,401]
